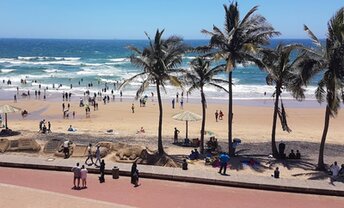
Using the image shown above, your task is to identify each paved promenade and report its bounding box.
[0,154,343,197]
[1,167,344,208]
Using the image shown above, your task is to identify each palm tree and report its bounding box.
[298,8,344,170]
[186,57,229,153]
[201,2,279,155]
[256,44,306,158]
[121,29,188,155]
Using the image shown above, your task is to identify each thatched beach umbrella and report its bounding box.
[172,111,202,139]
[0,105,21,129]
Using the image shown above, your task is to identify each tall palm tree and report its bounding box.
[121,29,188,155]
[201,2,279,155]
[256,44,306,158]
[298,8,344,170]
[186,57,229,153]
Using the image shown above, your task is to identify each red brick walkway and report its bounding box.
[0,167,343,208]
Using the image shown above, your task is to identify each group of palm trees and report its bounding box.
[120,2,344,170]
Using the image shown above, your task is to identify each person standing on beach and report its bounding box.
[48,121,51,133]
[172,98,175,109]
[218,152,230,175]
[71,163,81,189]
[219,110,224,120]
[176,92,179,102]
[14,94,17,102]
[63,140,70,159]
[80,165,88,188]
[131,103,135,113]
[215,110,219,122]
[94,145,101,167]
[85,143,94,166]
[174,127,180,143]
[180,99,184,109]
[62,103,65,111]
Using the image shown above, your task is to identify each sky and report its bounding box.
[0,0,342,39]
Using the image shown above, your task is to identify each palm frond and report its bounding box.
[315,79,326,103]
[119,72,146,90]
[187,85,199,95]
[127,45,142,55]
[208,83,229,93]
[135,78,150,99]
[304,25,322,47]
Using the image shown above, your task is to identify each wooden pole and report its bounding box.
[186,120,188,139]
[5,113,8,129]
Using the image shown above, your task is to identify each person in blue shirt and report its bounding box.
[218,152,230,175]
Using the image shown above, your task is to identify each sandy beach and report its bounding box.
[1,96,343,145]
[1,94,344,180]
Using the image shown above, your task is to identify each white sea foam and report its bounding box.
[0,57,82,66]
[109,58,130,62]
[43,69,64,73]
[0,69,16,73]
[17,56,80,61]
[75,65,135,78]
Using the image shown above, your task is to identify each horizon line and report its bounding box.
[0,37,325,41]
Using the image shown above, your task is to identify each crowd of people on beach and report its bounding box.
[38,119,51,134]
[4,77,344,186]
[329,161,344,183]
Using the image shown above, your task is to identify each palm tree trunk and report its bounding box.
[228,71,233,155]
[156,81,164,155]
[271,84,281,158]
[200,87,206,154]
[317,106,331,170]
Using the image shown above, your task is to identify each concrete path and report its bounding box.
[0,167,343,208]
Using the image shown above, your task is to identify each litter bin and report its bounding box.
[112,166,119,179]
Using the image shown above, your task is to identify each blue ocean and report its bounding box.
[0,39,319,100]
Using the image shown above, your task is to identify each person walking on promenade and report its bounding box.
[215,110,219,122]
[80,165,88,188]
[131,161,139,187]
[94,145,101,167]
[218,152,230,175]
[71,162,81,189]
[99,160,105,183]
[85,143,94,166]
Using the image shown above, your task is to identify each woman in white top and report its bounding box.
[80,165,88,188]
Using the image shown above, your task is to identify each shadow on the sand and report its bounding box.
[262,157,317,171]
[292,171,329,180]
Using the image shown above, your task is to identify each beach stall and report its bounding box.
[0,104,21,129]
[172,111,202,143]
